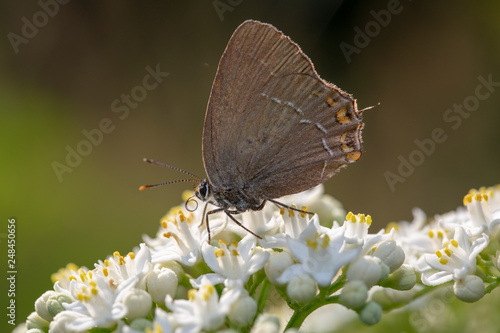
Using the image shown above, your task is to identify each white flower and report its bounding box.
[60,270,137,331]
[453,274,485,303]
[49,310,89,333]
[339,280,368,310]
[228,293,258,327]
[346,256,385,288]
[146,264,178,305]
[35,290,73,322]
[145,207,224,266]
[264,250,294,285]
[166,276,239,333]
[359,301,382,325]
[373,240,405,273]
[421,226,488,286]
[342,212,393,254]
[201,234,269,284]
[251,314,281,333]
[277,217,360,287]
[26,312,49,331]
[119,307,174,333]
[390,208,440,265]
[93,243,152,288]
[121,288,153,320]
[286,273,317,303]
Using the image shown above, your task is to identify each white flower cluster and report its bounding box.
[18,185,500,333]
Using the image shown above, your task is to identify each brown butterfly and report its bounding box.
[141,20,365,242]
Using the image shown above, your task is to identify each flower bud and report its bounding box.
[265,251,294,285]
[34,291,57,321]
[228,294,257,327]
[286,273,317,303]
[454,275,485,303]
[146,265,178,305]
[252,314,280,333]
[123,288,153,320]
[339,280,368,309]
[129,318,153,331]
[347,256,383,288]
[359,301,382,325]
[380,264,416,290]
[373,240,405,273]
[26,312,49,330]
[46,294,73,317]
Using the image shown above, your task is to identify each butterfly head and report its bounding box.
[194,179,211,202]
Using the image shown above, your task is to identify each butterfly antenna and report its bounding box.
[139,178,201,191]
[142,158,202,180]
[359,103,379,113]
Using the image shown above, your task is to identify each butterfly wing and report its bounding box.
[202,20,364,200]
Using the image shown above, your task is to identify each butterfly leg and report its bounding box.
[267,199,315,217]
[224,210,262,239]
[205,207,225,243]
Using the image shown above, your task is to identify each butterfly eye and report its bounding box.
[197,181,209,201]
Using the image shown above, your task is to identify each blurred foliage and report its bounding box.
[1,0,499,330]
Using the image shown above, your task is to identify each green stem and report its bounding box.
[285,290,340,330]
[485,277,500,294]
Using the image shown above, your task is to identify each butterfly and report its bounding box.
[141,20,365,242]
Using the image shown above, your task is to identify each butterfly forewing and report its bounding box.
[202,20,363,200]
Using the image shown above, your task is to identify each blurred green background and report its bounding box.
[1,0,499,330]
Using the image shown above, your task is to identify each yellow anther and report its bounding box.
[280,207,285,215]
[188,289,196,301]
[438,258,449,265]
[163,232,172,238]
[306,237,318,250]
[366,215,372,225]
[69,276,77,281]
[231,249,239,256]
[450,239,458,248]
[359,214,366,223]
[88,271,93,279]
[444,248,453,257]
[463,194,473,206]
[104,259,110,267]
[321,234,330,248]
[346,211,353,221]
[437,231,444,238]
[91,287,98,295]
[161,221,168,229]
[202,285,215,301]
[288,208,295,218]
[118,256,126,265]
[113,251,121,258]
[435,250,442,258]
[80,272,86,282]
[178,210,186,222]
[218,239,228,246]
[300,206,308,218]
[428,230,435,238]
[386,222,399,233]
[231,241,238,248]
[214,249,225,257]
[103,267,109,277]
[128,252,135,260]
